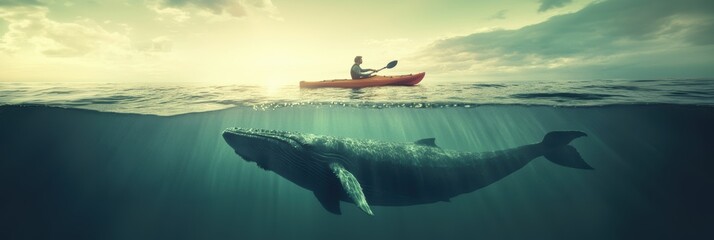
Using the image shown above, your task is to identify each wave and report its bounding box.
[509,92,622,101]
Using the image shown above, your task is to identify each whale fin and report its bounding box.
[314,190,342,215]
[415,138,439,148]
[329,163,374,216]
[541,131,593,170]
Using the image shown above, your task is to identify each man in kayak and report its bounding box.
[351,56,377,79]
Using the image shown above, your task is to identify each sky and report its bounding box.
[1,0,713,83]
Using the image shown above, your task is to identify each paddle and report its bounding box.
[374,60,398,73]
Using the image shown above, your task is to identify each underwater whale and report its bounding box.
[222,128,592,216]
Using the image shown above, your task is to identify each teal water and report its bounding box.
[1,104,712,239]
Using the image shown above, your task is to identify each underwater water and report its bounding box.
[1,80,713,239]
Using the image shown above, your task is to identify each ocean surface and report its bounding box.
[1,79,712,115]
[1,79,713,240]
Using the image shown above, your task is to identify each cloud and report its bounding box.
[413,0,714,79]
[165,0,245,17]
[488,10,508,20]
[0,6,132,57]
[538,0,574,12]
[150,4,191,22]
[158,0,278,18]
[137,36,173,52]
[0,0,42,6]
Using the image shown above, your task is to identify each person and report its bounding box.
[351,56,377,79]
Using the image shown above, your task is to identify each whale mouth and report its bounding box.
[223,128,301,145]
[222,128,305,157]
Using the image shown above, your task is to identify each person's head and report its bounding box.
[354,56,363,65]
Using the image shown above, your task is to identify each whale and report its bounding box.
[222,128,592,216]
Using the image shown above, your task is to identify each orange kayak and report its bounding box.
[300,72,425,88]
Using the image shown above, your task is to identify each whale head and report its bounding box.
[222,128,316,170]
[223,127,376,215]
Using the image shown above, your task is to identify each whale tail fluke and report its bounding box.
[541,131,593,170]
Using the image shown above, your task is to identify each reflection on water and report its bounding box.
[350,88,368,100]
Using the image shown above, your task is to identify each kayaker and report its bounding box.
[351,56,377,79]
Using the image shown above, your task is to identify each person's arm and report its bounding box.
[361,68,375,77]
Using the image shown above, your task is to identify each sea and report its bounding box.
[1,79,713,240]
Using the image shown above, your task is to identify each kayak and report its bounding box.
[299,72,426,88]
